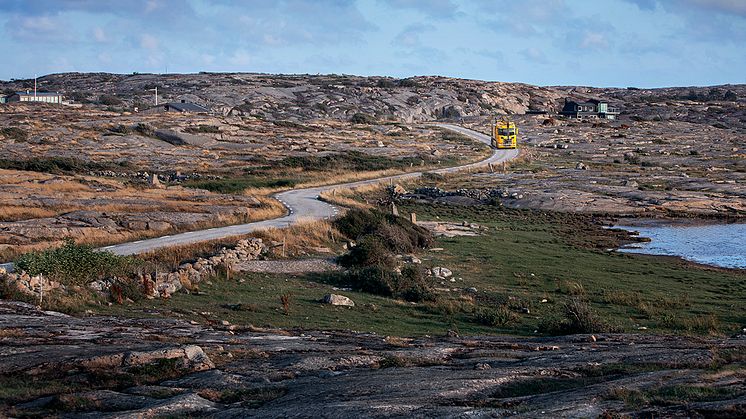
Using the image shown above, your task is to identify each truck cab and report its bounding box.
[492,120,518,149]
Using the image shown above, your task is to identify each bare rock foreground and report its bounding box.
[1,301,743,417]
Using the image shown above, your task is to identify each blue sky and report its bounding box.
[1,0,744,87]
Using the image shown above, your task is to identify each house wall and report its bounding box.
[10,94,62,104]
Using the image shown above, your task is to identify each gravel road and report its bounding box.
[2,124,518,265]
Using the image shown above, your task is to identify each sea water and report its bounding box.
[616,221,746,269]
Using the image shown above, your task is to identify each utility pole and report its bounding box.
[149,87,158,106]
[34,74,37,101]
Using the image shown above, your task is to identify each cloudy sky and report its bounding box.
[1,0,744,87]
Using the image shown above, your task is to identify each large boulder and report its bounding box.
[431,267,453,279]
[322,294,355,307]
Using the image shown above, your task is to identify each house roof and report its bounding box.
[15,91,62,96]
[165,102,210,112]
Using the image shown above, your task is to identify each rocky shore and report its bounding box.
[0,300,743,417]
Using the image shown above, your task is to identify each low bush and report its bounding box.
[338,236,396,269]
[279,151,422,172]
[474,305,519,327]
[538,296,617,335]
[0,157,131,175]
[334,208,433,251]
[185,125,221,134]
[15,240,140,286]
[0,127,29,142]
[185,177,295,194]
[333,209,435,302]
[99,94,122,106]
[343,264,435,302]
[350,112,377,124]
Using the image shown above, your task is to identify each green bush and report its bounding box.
[279,151,422,172]
[185,177,295,194]
[0,127,29,142]
[0,157,131,175]
[185,125,221,134]
[350,112,377,124]
[333,209,435,302]
[474,305,519,327]
[538,296,617,335]
[99,94,122,106]
[15,240,140,286]
[338,236,395,269]
[334,209,433,251]
[343,264,435,302]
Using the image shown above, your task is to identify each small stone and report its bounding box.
[475,362,491,370]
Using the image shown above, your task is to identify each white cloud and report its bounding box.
[92,27,107,42]
[139,34,159,50]
[229,49,252,67]
[5,15,75,42]
[393,23,434,47]
[580,32,608,50]
[520,47,548,64]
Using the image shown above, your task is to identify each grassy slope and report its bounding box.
[96,203,745,337]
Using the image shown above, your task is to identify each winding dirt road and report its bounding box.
[1,124,518,267]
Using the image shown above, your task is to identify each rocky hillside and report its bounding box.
[2,73,565,122]
[4,72,745,130]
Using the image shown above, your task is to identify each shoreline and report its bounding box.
[612,219,746,272]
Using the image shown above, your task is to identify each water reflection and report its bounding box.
[616,221,746,269]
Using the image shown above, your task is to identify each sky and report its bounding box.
[0,0,744,87]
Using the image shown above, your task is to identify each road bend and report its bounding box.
[0,124,519,269]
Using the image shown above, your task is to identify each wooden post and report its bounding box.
[410,212,417,224]
[282,235,286,258]
[489,163,494,173]
[391,202,399,216]
[38,273,44,306]
[502,161,506,173]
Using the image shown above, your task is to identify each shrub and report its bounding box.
[185,125,221,134]
[474,305,518,327]
[15,240,140,286]
[350,112,377,124]
[279,151,421,172]
[395,265,436,302]
[397,78,420,88]
[538,296,616,335]
[338,236,395,269]
[99,94,122,106]
[0,157,131,175]
[343,264,435,302]
[334,209,432,251]
[334,209,435,302]
[0,127,29,142]
[376,79,397,89]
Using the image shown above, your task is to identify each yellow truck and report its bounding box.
[491,119,518,149]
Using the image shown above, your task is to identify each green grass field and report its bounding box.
[96,203,745,337]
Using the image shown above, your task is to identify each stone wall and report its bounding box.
[1,238,266,300]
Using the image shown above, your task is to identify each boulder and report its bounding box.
[432,267,453,278]
[322,294,355,307]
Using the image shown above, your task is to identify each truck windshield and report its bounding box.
[499,129,515,136]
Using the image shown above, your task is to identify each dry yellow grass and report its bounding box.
[0,206,62,222]
[137,218,342,269]
[252,218,343,257]
[319,183,384,210]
